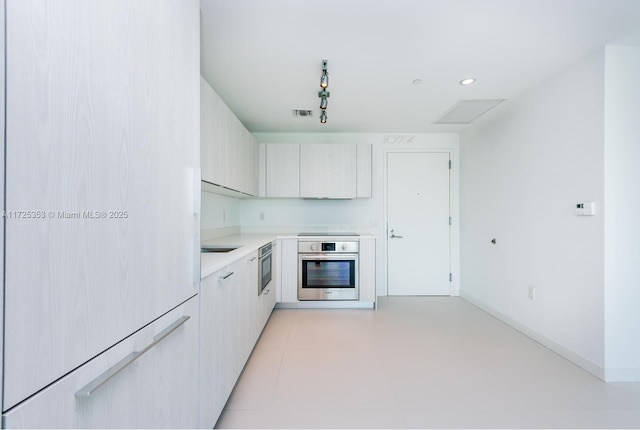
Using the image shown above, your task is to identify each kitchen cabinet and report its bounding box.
[2,0,199,421]
[0,1,5,405]
[3,297,199,429]
[359,237,377,303]
[201,77,258,196]
[240,126,259,196]
[242,251,259,361]
[270,240,282,302]
[259,143,372,199]
[199,245,275,428]
[200,261,242,428]
[275,237,376,305]
[300,144,357,198]
[257,244,277,334]
[279,238,300,302]
[201,76,226,189]
[264,143,300,197]
[356,144,373,198]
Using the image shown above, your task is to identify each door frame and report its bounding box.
[382,148,460,297]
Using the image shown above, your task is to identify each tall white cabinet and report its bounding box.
[2,1,200,427]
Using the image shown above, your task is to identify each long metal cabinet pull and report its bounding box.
[219,272,234,281]
[75,315,190,398]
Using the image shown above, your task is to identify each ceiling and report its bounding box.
[200,0,640,133]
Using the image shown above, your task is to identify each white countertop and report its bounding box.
[201,232,375,279]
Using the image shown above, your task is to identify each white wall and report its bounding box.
[201,191,240,240]
[239,132,459,296]
[460,49,606,374]
[603,45,640,381]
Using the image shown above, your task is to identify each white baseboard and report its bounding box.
[275,301,375,309]
[459,291,608,381]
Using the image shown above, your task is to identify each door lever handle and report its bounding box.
[390,229,403,239]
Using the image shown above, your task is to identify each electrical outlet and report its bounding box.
[259,212,265,221]
[528,285,536,300]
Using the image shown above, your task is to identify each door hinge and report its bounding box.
[449,273,452,282]
[449,217,452,226]
[449,160,452,169]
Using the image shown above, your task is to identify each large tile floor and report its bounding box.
[215,297,640,429]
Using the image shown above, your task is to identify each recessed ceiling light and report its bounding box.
[460,78,476,86]
[412,78,423,85]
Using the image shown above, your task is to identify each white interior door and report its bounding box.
[387,152,451,295]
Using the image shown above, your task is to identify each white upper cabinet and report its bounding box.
[260,143,372,199]
[356,143,372,198]
[3,0,199,411]
[200,77,258,196]
[265,143,300,197]
[300,144,357,198]
[240,126,259,196]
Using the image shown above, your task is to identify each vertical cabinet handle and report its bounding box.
[75,316,190,398]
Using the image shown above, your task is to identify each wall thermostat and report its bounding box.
[575,201,595,216]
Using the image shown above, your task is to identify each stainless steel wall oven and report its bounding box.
[258,242,272,295]
[298,240,359,300]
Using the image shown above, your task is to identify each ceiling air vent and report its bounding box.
[434,99,505,124]
[292,109,313,117]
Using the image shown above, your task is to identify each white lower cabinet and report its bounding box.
[200,261,240,428]
[279,239,300,302]
[199,246,275,428]
[2,296,199,429]
[359,237,377,303]
[275,237,376,305]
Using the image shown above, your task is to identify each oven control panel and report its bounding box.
[298,241,359,253]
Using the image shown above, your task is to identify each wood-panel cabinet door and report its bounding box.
[199,263,241,428]
[201,77,216,184]
[239,126,258,196]
[357,144,373,198]
[240,251,259,362]
[280,239,299,302]
[202,78,228,187]
[266,144,300,197]
[300,144,357,198]
[2,297,199,429]
[359,237,377,303]
[3,0,199,409]
[270,240,282,301]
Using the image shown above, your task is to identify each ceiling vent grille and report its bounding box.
[434,99,505,124]
[292,109,313,117]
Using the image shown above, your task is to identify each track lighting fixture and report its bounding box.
[320,59,329,89]
[319,89,329,110]
[319,60,329,124]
